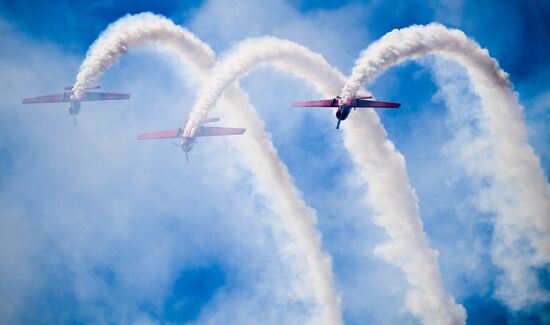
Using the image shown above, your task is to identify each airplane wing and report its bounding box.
[22,93,69,104]
[355,99,400,108]
[138,126,245,140]
[196,126,246,137]
[22,91,130,104]
[137,128,183,140]
[292,99,338,107]
[80,92,130,101]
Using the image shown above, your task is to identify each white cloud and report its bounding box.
[3,1,549,324]
[0,16,319,323]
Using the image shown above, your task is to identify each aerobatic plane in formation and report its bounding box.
[292,95,401,129]
[137,117,246,163]
[22,85,130,125]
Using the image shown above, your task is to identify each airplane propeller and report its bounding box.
[171,142,190,163]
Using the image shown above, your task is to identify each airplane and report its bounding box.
[137,117,246,163]
[22,85,130,125]
[292,95,400,129]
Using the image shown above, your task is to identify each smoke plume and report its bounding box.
[183,36,465,325]
[341,23,550,309]
[72,13,342,324]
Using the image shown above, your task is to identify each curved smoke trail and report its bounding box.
[341,23,550,309]
[183,37,466,325]
[72,13,342,324]
[72,14,214,100]
[183,37,346,136]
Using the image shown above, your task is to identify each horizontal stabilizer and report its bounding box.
[137,128,183,140]
[196,126,246,137]
[355,99,400,108]
[292,99,338,107]
[199,117,221,124]
[64,85,101,91]
[80,91,130,101]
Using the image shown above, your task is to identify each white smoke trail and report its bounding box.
[183,37,346,136]
[72,13,342,324]
[344,110,467,325]
[72,13,215,100]
[341,23,550,309]
[183,36,465,325]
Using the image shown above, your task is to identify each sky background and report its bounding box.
[0,0,549,324]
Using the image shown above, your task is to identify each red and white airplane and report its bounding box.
[292,95,400,129]
[22,85,130,125]
[138,118,246,163]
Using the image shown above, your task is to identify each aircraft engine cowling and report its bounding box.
[335,107,351,121]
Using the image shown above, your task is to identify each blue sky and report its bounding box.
[0,0,549,324]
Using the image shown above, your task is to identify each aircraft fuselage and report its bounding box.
[180,136,196,163]
[335,105,352,121]
[180,136,196,153]
[335,97,365,123]
[69,100,81,116]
